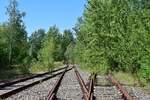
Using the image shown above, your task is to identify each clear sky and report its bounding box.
[0,0,86,35]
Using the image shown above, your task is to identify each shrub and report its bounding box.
[138,59,150,82]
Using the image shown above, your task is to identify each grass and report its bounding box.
[29,66,48,73]
[74,65,150,88]
[54,62,64,67]
[79,65,91,72]
[0,61,64,80]
[112,71,150,88]
[112,71,139,86]
[138,79,150,88]
[142,82,150,88]
[29,61,64,74]
[0,66,30,80]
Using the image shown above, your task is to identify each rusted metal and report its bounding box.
[74,67,96,100]
[46,65,72,100]
[86,73,96,100]
[0,66,69,99]
[74,68,89,99]
[108,74,133,100]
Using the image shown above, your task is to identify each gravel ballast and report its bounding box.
[3,66,150,100]
[56,67,90,100]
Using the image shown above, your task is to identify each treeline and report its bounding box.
[1,0,150,82]
[30,27,74,71]
[0,0,74,73]
[73,0,150,82]
[0,0,28,68]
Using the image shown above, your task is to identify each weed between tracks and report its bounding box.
[113,71,138,86]
[78,66,150,88]
[113,71,150,88]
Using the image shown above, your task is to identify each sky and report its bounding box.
[0,0,86,36]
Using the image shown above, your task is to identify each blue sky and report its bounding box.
[0,0,86,35]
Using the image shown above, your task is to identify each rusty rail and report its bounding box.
[0,66,67,89]
[0,66,68,99]
[108,74,133,100]
[46,65,73,100]
[86,74,96,100]
[74,67,95,100]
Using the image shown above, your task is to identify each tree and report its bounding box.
[6,0,27,65]
[29,29,45,60]
[38,36,55,70]
[0,24,8,68]
[65,42,75,64]
[36,26,62,70]
[62,29,74,62]
[75,0,150,76]
[47,25,63,61]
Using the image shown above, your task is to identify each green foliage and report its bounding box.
[62,29,74,62]
[29,29,45,60]
[6,0,28,64]
[65,42,75,64]
[28,25,75,73]
[38,36,55,69]
[74,0,150,82]
[0,0,76,76]
[113,71,138,86]
[0,0,28,76]
[0,65,30,80]
[0,24,9,68]
[0,0,76,75]
[138,59,150,82]
[30,59,49,73]
[1,0,149,84]
[31,26,63,72]
[47,25,63,61]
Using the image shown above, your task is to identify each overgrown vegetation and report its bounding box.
[0,0,149,86]
[74,0,150,85]
[0,0,74,78]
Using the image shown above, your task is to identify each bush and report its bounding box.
[138,59,150,82]
[30,58,54,73]
[30,62,44,73]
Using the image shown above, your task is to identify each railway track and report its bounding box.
[74,67,96,100]
[46,66,91,100]
[46,66,96,100]
[0,66,67,89]
[1,65,149,100]
[107,74,133,100]
[95,74,149,100]
[74,66,135,100]
[0,66,68,99]
[46,65,71,100]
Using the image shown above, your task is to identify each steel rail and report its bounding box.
[0,66,67,89]
[0,66,69,99]
[74,67,95,100]
[74,67,89,100]
[108,74,133,100]
[46,65,73,100]
[86,74,96,100]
